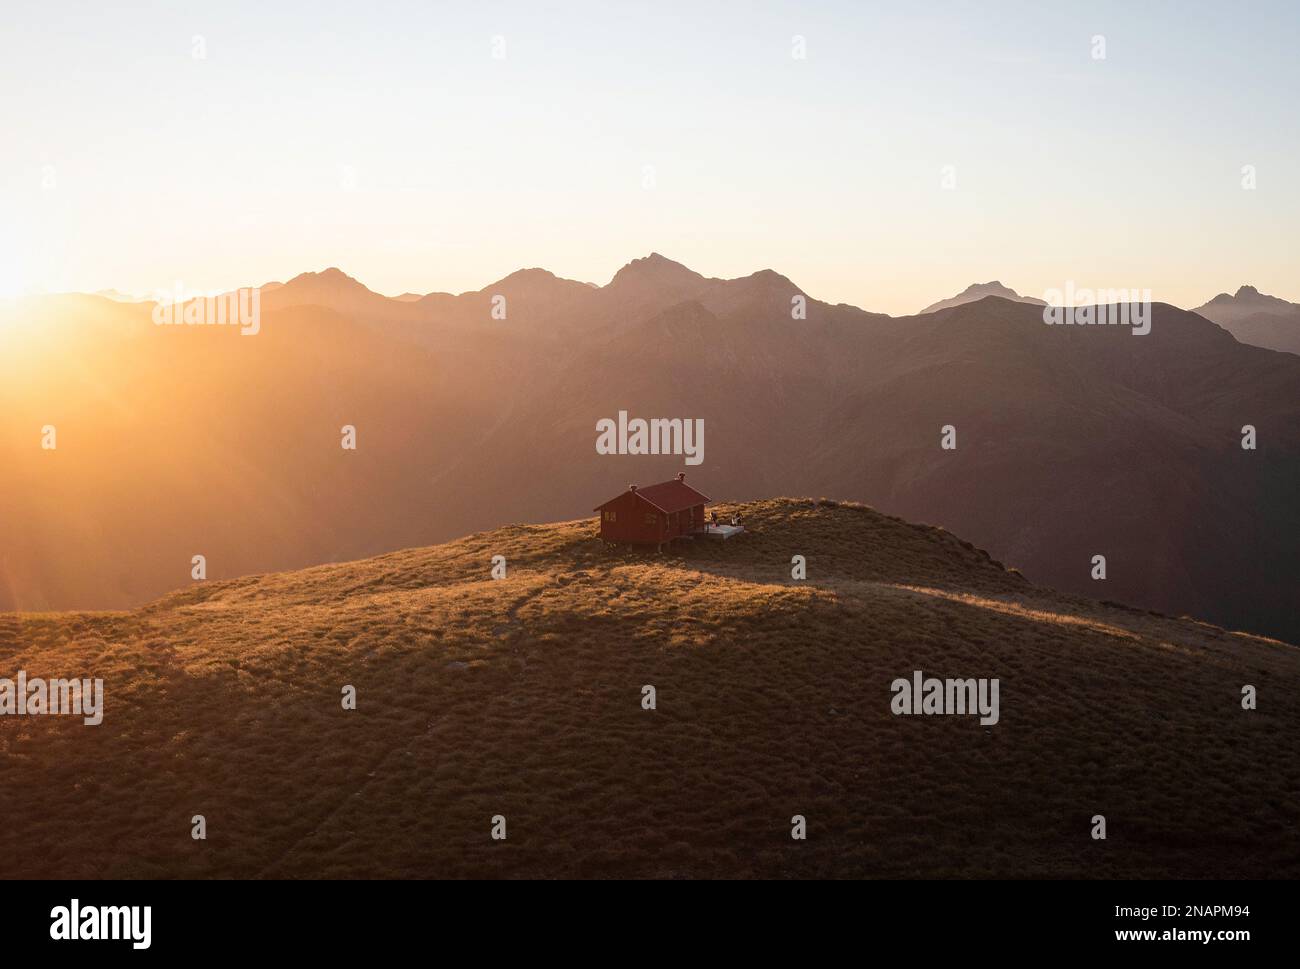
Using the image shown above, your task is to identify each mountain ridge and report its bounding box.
[47,264,1300,340]
[3,266,1298,642]
[919,281,1047,315]
[1195,285,1300,355]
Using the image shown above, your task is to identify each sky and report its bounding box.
[1,0,1297,315]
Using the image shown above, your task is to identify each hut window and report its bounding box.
[644,513,657,526]
[604,510,616,522]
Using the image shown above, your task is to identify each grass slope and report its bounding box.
[2,499,1296,879]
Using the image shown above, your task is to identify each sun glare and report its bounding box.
[0,237,31,300]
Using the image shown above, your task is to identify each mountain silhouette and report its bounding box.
[1,257,1297,644]
[920,281,1047,314]
[1194,285,1300,355]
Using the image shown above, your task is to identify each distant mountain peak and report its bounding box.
[474,267,597,307]
[1202,285,1293,309]
[639,251,676,266]
[285,267,368,289]
[1194,286,1300,354]
[609,253,704,289]
[920,281,1044,315]
[494,267,559,285]
[94,288,148,303]
[747,268,796,285]
[957,281,1019,299]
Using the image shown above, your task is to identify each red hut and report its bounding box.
[595,473,710,549]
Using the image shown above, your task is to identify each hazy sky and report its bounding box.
[2,0,1296,314]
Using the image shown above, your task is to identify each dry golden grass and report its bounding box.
[1,498,1296,879]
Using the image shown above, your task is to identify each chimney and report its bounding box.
[629,484,637,492]
[676,472,686,481]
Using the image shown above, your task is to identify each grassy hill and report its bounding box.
[2,499,1296,879]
